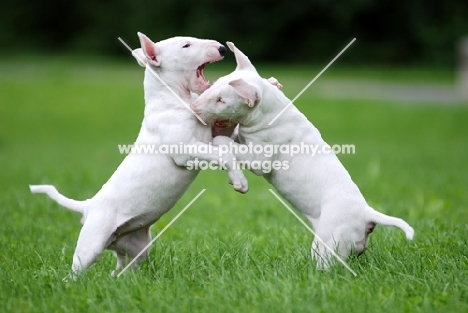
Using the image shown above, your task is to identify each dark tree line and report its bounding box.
[1,0,467,65]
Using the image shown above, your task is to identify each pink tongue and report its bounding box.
[214,120,231,128]
[197,63,206,79]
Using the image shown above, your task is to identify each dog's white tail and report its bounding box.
[29,185,85,214]
[367,207,414,240]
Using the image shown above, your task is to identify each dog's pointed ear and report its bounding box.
[229,78,260,107]
[132,48,147,67]
[226,42,256,72]
[138,32,161,67]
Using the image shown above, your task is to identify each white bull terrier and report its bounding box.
[29,33,248,279]
[191,42,414,269]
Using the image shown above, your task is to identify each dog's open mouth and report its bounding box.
[196,56,224,91]
[196,62,211,86]
[196,63,206,79]
[214,119,233,128]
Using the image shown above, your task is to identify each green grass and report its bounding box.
[0,57,467,313]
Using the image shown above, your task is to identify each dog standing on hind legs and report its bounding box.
[30,32,249,280]
[191,42,415,270]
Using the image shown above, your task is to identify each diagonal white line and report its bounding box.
[116,189,206,278]
[118,37,207,125]
[268,189,357,276]
[268,38,356,126]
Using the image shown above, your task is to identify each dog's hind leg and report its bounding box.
[110,226,152,276]
[311,237,334,270]
[111,252,127,277]
[311,226,351,271]
[126,226,152,266]
[70,215,116,279]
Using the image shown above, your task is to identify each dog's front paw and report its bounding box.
[268,77,283,90]
[228,169,248,194]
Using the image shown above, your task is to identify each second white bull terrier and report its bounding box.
[191,42,414,269]
[30,33,248,279]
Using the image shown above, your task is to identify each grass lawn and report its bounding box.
[0,55,467,313]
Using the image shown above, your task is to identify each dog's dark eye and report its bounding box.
[182,43,191,48]
[217,97,225,103]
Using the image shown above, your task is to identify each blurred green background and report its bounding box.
[1,0,467,65]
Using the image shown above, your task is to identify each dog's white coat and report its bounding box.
[191,42,414,269]
[29,34,248,278]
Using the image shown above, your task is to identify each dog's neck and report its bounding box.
[138,67,196,139]
[143,67,193,104]
[238,80,315,145]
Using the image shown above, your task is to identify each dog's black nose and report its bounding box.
[218,45,227,56]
